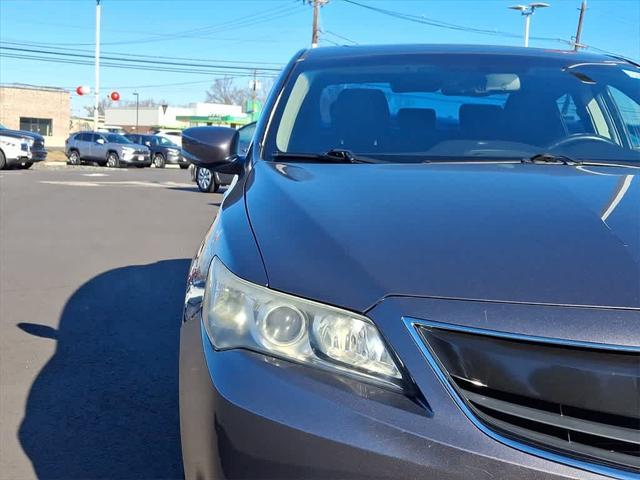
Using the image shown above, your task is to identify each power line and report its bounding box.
[0,46,282,73]
[27,3,303,47]
[0,40,284,66]
[340,0,632,59]
[323,30,358,45]
[320,38,341,47]
[0,52,280,78]
[341,0,562,43]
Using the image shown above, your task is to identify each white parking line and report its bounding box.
[40,180,194,188]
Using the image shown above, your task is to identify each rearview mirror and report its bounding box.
[182,126,242,174]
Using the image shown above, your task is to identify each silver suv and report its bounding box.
[65,131,151,168]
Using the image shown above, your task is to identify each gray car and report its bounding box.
[180,45,640,480]
[65,131,151,168]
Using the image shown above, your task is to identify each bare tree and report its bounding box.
[122,98,168,108]
[83,98,112,117]
[256,78,274,104]
[205,77,250,105]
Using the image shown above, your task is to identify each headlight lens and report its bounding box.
[202,258,403,387]
[122,147,135,154]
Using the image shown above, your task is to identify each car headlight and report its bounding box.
[202,258,403,388]
[122,147,135,154]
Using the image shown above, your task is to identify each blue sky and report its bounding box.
[1,0,638,115]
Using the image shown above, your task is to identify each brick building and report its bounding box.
[0,84,71,147]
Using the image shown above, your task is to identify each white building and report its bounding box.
[104,102,246,132]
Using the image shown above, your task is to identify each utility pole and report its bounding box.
[252,70,257,103]
[94,0,101,131]
[508,3,550,48]
[251,70,258,121]
[311,0,320,48]
[133,92,139,131]
[573,0,587,51]
[306,0,328,48]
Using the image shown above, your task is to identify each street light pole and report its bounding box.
[133,92,139,132]
[508,3,550,47]
[94,0,101,131]
[523,12,531,47]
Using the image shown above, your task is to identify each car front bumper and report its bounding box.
[179,307,610,480]
[121,153,151,166]
[30,148,47,162]
[6,148,46,165]
[165,152,187,165]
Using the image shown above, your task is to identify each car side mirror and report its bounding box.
[144,141,151,146]
[96,138,105,144]
[182,126,242,174]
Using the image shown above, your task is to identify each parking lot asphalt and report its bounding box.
[0,165,222,479]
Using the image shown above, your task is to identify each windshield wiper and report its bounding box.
[271,149,375,164]
[525,153,582,165]
[522,154,640,169]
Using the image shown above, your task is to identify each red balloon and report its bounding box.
[110,91,120,101]
[76,86,89,96]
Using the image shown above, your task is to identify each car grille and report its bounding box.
[410,320,640,475]
[134,150,147,156]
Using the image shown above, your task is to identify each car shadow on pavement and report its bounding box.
[18,259,189,480]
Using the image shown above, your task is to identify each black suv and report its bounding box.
[125,134,188,169]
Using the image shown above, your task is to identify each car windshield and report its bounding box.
[155,136,177,146]
[104,133,132,144]
[267,53,640,164]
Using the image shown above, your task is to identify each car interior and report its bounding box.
[279,61,640,162]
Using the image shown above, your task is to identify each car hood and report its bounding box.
[127,143,148,151]
[245,160,640,312]
[0,129,44,142]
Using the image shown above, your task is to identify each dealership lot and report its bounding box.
[0,166,219,479]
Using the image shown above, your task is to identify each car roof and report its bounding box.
[74,131,118,134]
[299,43,631,65]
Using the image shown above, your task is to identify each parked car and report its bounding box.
[179,45,640,480]
[0,123,47,169]
[188,121,256,192]
[97,125,126,135]
[125,133,188,169]
[150,128,183,147]
[65,131,150,167]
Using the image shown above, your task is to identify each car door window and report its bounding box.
[238,123,256,153]
[609,87,640,149]
[556,93,592,135]
[585,97,614,141]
